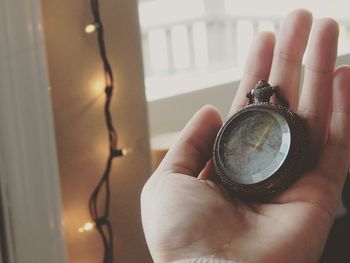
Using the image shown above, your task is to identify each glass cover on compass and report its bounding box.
[219,109,291,185]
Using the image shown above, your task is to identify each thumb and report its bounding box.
[157,105,222,177]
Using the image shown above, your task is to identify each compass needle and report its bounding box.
[255,123,272,151]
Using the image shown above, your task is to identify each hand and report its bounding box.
[141,10,350,263]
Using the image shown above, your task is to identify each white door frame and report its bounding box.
[0,0,67,262]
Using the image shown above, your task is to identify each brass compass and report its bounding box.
[213,80,308,200]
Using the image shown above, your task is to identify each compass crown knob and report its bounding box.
[253,80,274,103]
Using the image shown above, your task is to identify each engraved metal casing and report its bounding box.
[213,81,308,200]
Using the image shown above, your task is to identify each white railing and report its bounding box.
[147,51,350,136]
[141,15,350,79]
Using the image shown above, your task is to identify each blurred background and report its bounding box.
[139,0,350,96]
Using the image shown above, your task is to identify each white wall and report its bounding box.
[42,0,152,262]
[0,0,67,262]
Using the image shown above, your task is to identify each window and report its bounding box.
[139,0,350,100]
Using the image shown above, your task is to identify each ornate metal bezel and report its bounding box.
[213,102,308,200]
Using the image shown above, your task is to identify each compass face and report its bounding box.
[218,109,291,185]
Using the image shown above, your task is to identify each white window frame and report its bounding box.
[0,0,67,262]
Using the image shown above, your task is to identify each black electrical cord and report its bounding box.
[88,1,123,262]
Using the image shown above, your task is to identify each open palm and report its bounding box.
[141,10,350,263]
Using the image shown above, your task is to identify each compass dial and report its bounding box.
[219,109,291,185]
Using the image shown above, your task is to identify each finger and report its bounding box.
[298,18,339,155]
[272,67,350,210]
[318,66,350,190]
[268,9,312,111]
[198,159,218,181]
[229,32,275,114]
[157,105,222,176]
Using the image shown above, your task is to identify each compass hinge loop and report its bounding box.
[246,80,289,108]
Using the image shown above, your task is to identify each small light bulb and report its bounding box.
[122,148,129,156]
[83,222,95,231]
[85,24,96,34]
[90,77,105,96]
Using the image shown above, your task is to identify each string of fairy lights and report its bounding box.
[78,0,126,262]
